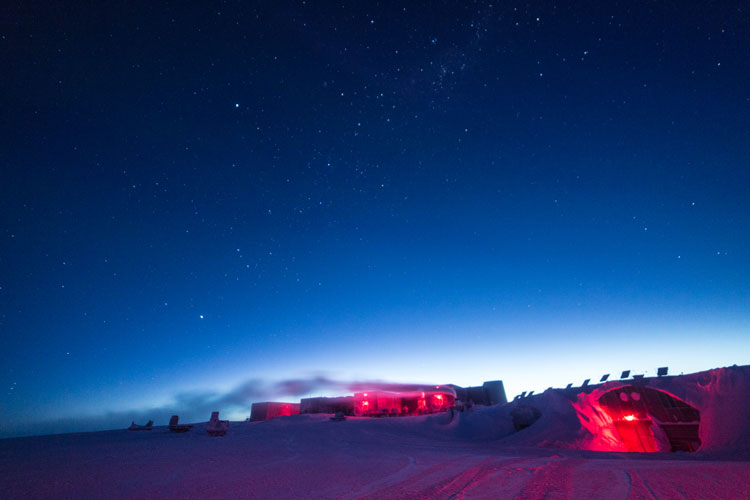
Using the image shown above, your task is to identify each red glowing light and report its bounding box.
[623,414,636,422]
[363,393,367,397]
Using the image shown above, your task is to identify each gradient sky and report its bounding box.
[1,1,749,437]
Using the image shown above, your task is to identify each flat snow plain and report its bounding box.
[2,412,749,500]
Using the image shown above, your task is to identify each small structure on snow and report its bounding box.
[128,420,153,431]
[453,380,507,407]
[206,411,229,436]
[169,415,192,433]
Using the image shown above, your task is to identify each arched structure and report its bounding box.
[598,386,701,452]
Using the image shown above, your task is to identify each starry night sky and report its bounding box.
[2,1,749,437]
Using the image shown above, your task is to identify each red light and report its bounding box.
[623,414,636,421]
[363,393,367,397]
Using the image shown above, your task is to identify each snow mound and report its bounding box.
[423,365,750,456]
[649,364,750,453]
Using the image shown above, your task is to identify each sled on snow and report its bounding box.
[128,420,153,431]
[169,415,193,433]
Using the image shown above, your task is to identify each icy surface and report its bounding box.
[0,414,747,499]
[1,366,749,499]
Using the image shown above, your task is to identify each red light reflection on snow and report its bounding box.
[571,389,628,452]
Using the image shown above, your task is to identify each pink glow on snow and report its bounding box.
[571,388,628,452]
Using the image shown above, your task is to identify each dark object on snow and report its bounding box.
[128,420,153,431]
[511,405,542,431]
[169,415,192,433]
[657,366,669,377]
[565,383,573,389]
[581,379,591,387]
[206,411,229,436]
[600,374,610,382]
[330,411,347,421]
[452,380,507,407]
[480,380,508,405]
[620,370,631,379]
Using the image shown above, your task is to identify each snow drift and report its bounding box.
[421,364,750,456]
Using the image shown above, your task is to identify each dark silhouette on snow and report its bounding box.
[330,411,347,421]
[168,415,192,433]
[206,411,229,436]
[127,420,153,431]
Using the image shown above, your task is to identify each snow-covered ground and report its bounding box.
[2,366,749,499]
[0,412,748,499]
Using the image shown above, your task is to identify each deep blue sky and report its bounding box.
[1,1,749,437]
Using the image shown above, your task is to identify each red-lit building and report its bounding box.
[250,402,300,421]
[247,380,504,422]
[353,389,456,417]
